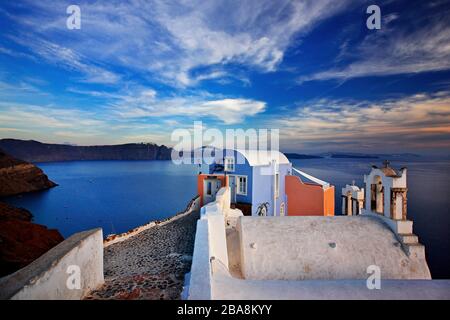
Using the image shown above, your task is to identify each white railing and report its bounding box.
[292,167,330,189]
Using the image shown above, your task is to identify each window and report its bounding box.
[237,176,247,195]
[206,181,212,195]
[224,157,235,172]
[275,173,279,198]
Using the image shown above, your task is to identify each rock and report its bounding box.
[0,202,32,221]
[0,202,64,277]
[0,149,57,197]
[117,288,141,300]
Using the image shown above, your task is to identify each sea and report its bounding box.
[4,157,449,278]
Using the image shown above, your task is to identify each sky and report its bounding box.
[0,0,449,155]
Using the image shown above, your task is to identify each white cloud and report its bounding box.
[112,88,266,124]
[0,103,105,130]
[0,85,267,147]
[276,92,450,152]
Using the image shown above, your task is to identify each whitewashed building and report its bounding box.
[341,183,364,215]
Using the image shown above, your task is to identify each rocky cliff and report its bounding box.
[0,149,57,197]
[0,139,172,162]
[0,202,64,277]
[0,151,62,277]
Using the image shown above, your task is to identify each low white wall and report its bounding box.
[215,187,230,213]
[207,213,229,269]
[0,228,104,300]
[362,209,413,234]
[106,195,200,247]
[187,219,212,300]
[188,187,231,300]
[213,275,450,300]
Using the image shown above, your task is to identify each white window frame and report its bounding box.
[224,157,235,172]
[236,175,247,196]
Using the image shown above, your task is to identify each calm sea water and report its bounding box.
[5,161,199,238]
[4,158,449,278]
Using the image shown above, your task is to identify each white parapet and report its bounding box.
[188,186,233,300]
[0,228,104,300]
[362,209,413,235]
[187,218,213,300]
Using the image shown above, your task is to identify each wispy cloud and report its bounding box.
[0,103,104,130]
[299,13,450,83]
[7,36,120,84]
[3,0,353,87]
[277,92,450,152]
[0,86,267,146]
[1,0,449,154]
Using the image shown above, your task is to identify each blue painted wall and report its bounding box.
[208,149,253,204]
[251,162,291,216]
[207,149,292,213]
[251,166,273,215]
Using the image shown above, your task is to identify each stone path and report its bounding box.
[86,210,199,300]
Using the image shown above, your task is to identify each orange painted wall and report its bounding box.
[323,186,335,216]
[285,175,334,216]
[197,174,228,207]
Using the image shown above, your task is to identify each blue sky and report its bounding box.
[0,0,449,155]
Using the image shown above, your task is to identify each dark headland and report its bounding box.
[0,139,172,163]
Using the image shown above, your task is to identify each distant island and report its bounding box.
[0,139,172,163]
[327,152,420,159]
[285,153,324,159]
[330,154,379,159]
[285,152,421,160]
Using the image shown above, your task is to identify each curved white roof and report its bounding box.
[234,149,290,166]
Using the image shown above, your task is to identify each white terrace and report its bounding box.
[186,187,450,300]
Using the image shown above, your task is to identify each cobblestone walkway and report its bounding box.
[86,210,199,300]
